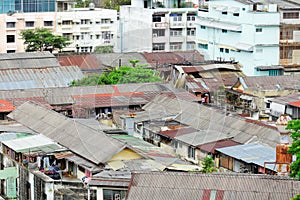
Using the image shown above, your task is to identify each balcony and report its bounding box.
[170,22,185,28]
[153,22,168,29]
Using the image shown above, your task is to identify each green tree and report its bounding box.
[286,120,300,180]
[75,0,91,8]
[119,66,162,84]
[201,156,217,173]
[94,46,114,53]
[71,63,163,86]
[20,28,69,52]
[103,0,130,11]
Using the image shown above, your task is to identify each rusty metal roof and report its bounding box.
[238,75,300,91]
[57,54,105,71]
[127,172,300,200]
[143,51,204,67]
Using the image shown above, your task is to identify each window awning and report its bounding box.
[217,44,236,50]
[197,40,208,44]
[235,43,253,52]
[197,19,241,32]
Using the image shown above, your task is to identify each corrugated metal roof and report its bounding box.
[0,66,83,90]
[57,54,105,71]
[159,127,198,139]
[270,92,300,105]
[240,74,300,91]
[7,101,126,165]
[2,134,64,153]
[216,143,276,170]
[143,95,280,148]
[94,53,149,68]
[142,51,204,67]
[0,52,59,69]
[126,172,300,200]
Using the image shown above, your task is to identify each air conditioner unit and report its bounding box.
[153,33,158,37]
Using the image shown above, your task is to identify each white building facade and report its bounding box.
[56,8,118,53]
[0,6,118,54]
[119,2,198,53]
[196,0,280,76]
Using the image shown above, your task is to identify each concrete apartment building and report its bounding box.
[118,0,198,52]
[275,0,300,73]
[196,0,280,76]
[0,1,118,53]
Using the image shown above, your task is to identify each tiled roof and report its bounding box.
[127,172,300,200]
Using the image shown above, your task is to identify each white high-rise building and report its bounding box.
[196,0,280,76]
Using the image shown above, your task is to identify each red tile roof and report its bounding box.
[0,100,15,112]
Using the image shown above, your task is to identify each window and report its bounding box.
[187,15,196,21]
[256,28,262,32]
[256,48,263,53]
[187,42,195,50]
[7,50,15,53]
[44,21,53,26]
[153,43,165,51]
[103,189,126,200]
[153,15,163,22]
[6,22,15,28]
[170,42,182,51]
[187,28,195,36]
[283,12,299,19]
[170,29,182,36]
[172,14,182,21]
[81,19,90,24]
[81,32,89,40]
[96,35,100,39]
[199,43,208,49]
[233,13,239,16]
[269,69,278,76]
[222,11,227,15]
[63,33,72,40]
[153,29,165,37]
[220,48,224,52]
[7,35,15,43]
[102,31,112,40]
[188,146,195,159]
[200,25,206,29]
[225,48,229,53]
[81,47,89,52]
[101,19,110,24]
[62,20,72,25]
[222,29,227,33]
[25,21,34,27]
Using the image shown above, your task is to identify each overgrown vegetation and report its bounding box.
[20,28,69,52]
[201,156,217,173]
[103,0,131,11]
[287,120,300,180]
[71,60,163,86]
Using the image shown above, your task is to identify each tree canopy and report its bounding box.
[103,0,131,11]
[286,120,300,180]
[71,61,163,86]
[20,28,69,52]
[201,156,217,173]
